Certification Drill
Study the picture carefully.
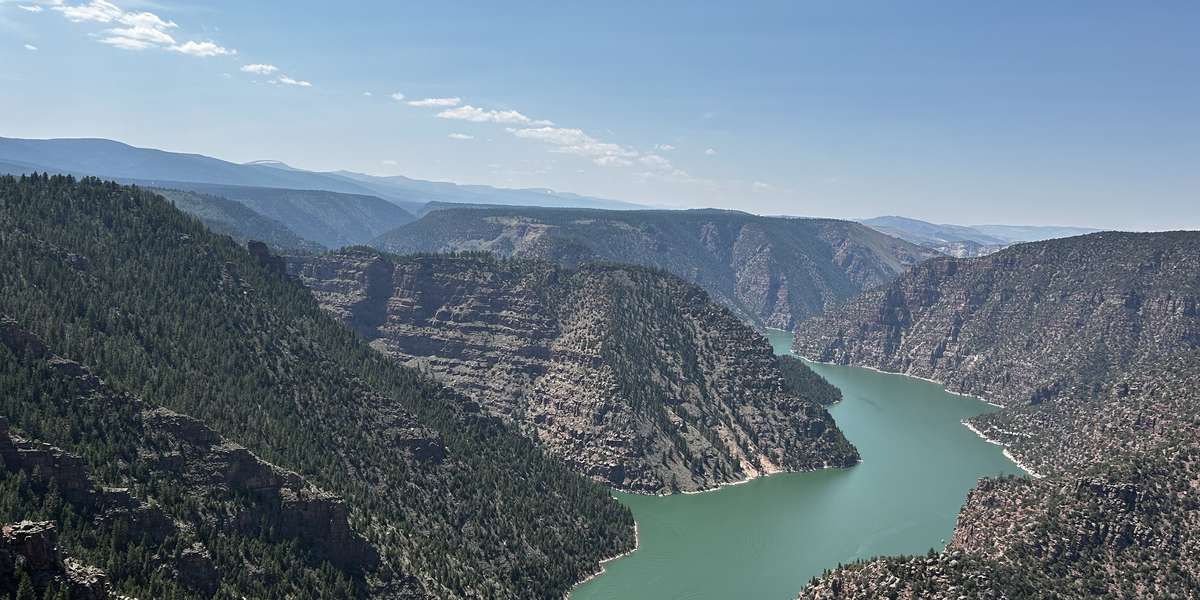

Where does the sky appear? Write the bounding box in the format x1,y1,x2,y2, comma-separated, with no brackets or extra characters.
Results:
1,1,1197,230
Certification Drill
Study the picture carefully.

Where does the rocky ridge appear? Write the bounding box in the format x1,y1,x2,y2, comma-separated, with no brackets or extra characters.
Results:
289,249,858,494
371,207,938,330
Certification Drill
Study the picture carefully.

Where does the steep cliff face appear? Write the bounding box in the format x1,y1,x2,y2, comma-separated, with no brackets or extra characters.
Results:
795,232,1200,600
794,231,1200,406
371,207,938,330
289,250,858,494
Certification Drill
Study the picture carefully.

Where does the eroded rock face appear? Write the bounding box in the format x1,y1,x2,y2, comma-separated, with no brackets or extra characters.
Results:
290,250,858,494
0,521,114,600
371,207,938,330
0,318,379,591
794,231,1200,407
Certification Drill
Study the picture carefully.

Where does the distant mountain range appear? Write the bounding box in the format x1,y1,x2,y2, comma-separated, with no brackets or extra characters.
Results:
861,215,1102,257
371,206,939,329
0,136,644,212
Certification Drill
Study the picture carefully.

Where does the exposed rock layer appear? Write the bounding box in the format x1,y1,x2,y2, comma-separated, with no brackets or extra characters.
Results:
289,250,858,493
794,231,1200,406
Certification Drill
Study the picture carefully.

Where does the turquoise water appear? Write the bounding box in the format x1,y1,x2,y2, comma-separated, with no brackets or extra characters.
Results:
571,329,1022,600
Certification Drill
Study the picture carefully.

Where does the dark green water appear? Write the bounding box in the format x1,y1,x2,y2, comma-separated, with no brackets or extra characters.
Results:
571,329,1022,600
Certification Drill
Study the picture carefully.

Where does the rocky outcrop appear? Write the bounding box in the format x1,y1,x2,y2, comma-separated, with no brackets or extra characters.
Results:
1,521,115,600
794,231,1200,407
140,408,379,569
0,317,378,594
371,207,937,330
290,250,858,494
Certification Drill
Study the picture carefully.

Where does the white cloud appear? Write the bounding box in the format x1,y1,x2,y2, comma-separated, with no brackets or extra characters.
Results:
18,5,45,12
381,159,399,166
99,24,175,48
752,181,772,191
705,148,717,156
240,63,277,75
45,2,241,58
24,43,38,50
390,91,405,101
654,144,676,152
98,34,152,49
437,105,551,126
55,0,123,23
511,126,640,167
595,156,634,168
448,133,474,140
362,91,372,97
408,97,462,108
275,75,312,87
639,154,672,170
171,40,235,57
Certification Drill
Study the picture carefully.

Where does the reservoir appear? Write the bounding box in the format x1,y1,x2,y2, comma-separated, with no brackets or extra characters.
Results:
572,329,1023,600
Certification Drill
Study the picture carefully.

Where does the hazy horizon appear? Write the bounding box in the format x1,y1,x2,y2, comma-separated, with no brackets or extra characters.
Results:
2,2,1198,230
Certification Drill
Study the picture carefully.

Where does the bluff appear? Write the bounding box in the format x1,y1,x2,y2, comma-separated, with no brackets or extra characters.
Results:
795,231,1200,599
0,175,633,599
288,249,858,494
794,231,1200,406
371,207,938,330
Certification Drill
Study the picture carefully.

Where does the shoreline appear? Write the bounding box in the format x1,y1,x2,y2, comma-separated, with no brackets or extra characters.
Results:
790,345,1042,480
566,521,640,598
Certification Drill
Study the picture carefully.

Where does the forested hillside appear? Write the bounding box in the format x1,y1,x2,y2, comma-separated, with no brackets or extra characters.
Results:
372,207,937,329
142,181,414,248
0,175,633,599
153,187,322,252
288,249,858,494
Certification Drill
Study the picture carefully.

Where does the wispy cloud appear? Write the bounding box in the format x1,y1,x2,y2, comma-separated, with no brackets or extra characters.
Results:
448,133,474,140
171,40,234,57
438,105,551,126
240,63,277,75
409,97,461,108
24,43,38,50
705,148,717,156
654,144,676,152
381,159,399,166
275,75,312,87
390,91,405,101
511,126,640,167
32,1,240,58
362,91,372,97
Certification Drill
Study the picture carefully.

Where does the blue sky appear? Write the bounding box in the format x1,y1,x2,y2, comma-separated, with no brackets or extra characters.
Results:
1,1,1197,229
